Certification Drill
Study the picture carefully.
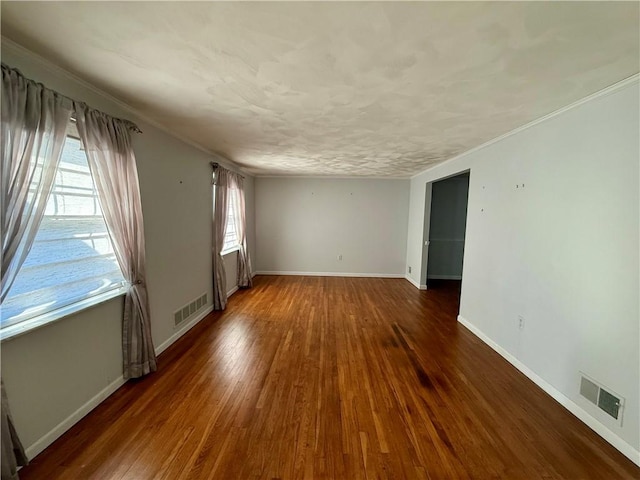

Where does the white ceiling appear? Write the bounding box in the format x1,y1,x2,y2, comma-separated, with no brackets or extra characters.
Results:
1,2,638,177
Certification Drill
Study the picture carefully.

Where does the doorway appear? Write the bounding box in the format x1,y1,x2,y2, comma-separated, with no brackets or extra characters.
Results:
421,172,470,301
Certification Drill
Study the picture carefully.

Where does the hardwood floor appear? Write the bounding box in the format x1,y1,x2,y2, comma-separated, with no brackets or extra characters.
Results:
20,276,638,479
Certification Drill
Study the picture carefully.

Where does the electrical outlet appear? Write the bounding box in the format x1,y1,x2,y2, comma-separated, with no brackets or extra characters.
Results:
408,266,412,273
518,315,525,330
338,254,342,261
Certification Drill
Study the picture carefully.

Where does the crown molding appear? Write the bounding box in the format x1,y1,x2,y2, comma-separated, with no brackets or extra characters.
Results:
410,73,640,180
1,36,253,176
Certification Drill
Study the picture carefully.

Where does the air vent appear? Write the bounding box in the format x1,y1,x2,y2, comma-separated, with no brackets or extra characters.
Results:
174,292,209,327
598,389,621,420
579,377,599,404
579,373,623,422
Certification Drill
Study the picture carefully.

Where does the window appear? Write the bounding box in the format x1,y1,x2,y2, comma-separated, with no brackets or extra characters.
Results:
1,133,126,334
222,190,240,254
222,191,240,253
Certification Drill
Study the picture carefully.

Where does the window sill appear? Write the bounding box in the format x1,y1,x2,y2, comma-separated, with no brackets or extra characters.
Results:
1,284,129,342
221,245,241,256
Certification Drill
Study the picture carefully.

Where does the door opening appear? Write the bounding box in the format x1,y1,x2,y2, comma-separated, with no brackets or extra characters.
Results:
421,171,470,302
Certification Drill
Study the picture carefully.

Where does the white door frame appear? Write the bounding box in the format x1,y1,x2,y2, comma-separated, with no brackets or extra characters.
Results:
420,182,433,289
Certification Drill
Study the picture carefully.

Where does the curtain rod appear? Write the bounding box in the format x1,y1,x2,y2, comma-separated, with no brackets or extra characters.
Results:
210,162,244,178
2,63,142,134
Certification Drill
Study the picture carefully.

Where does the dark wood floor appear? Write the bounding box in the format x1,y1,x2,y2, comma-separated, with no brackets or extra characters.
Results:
20,276,638,479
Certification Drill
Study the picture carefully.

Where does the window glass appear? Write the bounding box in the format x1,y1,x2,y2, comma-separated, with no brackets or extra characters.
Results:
1,136,126,328
222,191,239,252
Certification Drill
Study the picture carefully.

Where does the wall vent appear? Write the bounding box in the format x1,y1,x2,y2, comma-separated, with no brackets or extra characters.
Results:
579,373,624,422
174,292,209,327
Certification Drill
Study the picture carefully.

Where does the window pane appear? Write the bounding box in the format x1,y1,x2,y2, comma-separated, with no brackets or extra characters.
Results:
1,137,126,327
222,190,239,251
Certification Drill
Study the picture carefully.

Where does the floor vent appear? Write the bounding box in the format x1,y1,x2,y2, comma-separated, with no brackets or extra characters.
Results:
580,374,624,422
174,292,209,326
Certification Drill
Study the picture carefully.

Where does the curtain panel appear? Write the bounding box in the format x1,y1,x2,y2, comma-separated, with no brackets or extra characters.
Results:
0,62,73,480
74,103,157,380
1,64,73,302
1,381,27,480
212,167,230,310
228,173,252,288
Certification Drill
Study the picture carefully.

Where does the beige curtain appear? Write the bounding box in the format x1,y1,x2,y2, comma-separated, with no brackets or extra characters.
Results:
1,381,27,480
1,64,73,301
74,103,156,380
228,173,252,288
212,167,230,310
1,63,74,477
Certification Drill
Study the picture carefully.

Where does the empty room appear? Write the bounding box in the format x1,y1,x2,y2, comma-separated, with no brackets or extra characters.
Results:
1,2,638,479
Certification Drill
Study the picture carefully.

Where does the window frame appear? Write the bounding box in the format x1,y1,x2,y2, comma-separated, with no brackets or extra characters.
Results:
0,285,128,341
221,244,241,256
216,184,241,256
0,124,128,341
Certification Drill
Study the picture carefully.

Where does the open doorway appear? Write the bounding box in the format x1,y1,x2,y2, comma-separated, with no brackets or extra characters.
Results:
421,171,470,302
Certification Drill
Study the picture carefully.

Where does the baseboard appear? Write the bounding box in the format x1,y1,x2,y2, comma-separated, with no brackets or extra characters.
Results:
457,315,640,467
155,285,241,356
25,308,214,461
226,285,239,297
255,271,404,278
427,275,462,280
155,306,214,356
26,301,213,460
25,374,126,460
24,287,246,462
404,275,427,290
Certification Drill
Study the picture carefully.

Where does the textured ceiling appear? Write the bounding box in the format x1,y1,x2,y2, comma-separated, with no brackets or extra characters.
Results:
1,2,639,177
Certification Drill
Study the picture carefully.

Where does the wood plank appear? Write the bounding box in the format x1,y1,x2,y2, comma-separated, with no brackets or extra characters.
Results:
19,276,639,479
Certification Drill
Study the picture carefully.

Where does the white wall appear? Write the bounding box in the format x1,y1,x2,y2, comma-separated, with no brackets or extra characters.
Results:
406,80,640,462
0,43,255,456
255,177,409,276
426,173,469,280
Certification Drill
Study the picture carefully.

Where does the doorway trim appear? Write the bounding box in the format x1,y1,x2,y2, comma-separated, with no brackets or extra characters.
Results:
420,168,471,290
